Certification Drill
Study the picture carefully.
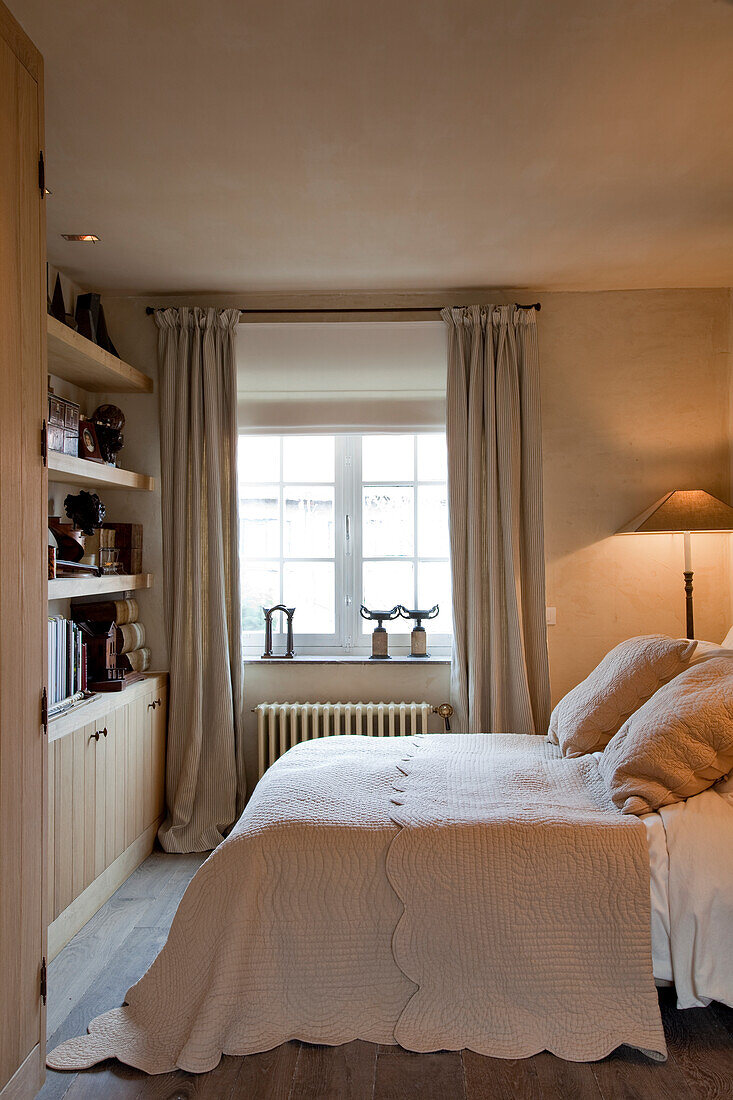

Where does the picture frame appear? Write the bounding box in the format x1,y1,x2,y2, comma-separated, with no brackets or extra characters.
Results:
78,417,104,463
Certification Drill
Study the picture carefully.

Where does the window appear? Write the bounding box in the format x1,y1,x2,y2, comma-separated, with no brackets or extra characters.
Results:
238,433,452,656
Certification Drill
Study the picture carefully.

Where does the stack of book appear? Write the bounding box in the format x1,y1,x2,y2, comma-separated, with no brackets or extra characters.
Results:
47,616,87,714
72,598,151,674
99,523,143,574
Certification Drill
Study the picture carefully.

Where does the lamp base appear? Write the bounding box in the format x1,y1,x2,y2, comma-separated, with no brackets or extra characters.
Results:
684,570,694,640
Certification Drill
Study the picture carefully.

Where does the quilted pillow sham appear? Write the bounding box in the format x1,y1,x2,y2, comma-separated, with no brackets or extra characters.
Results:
547,634,696,758
599,656,733,815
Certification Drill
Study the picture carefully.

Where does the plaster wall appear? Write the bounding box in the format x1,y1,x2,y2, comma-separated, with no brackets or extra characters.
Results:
96,286,733,790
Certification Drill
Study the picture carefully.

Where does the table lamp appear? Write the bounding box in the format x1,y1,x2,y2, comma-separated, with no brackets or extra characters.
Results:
617,490,733,639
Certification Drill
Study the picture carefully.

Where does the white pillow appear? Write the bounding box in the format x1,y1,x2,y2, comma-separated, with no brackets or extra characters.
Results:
548,635,697,758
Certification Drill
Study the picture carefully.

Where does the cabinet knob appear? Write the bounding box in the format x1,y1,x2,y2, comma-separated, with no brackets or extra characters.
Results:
147,702,155,710
155,698,162,707
90,731,100,742
102,727,108,737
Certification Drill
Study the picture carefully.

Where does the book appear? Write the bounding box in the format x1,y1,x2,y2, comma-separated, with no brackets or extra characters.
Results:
117,621,145,654
47,616,87,707
70,598,139,625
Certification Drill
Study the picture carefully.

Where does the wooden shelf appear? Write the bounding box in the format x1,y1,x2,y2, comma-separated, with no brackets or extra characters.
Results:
47,451,154,492
47,315,153,394
48,673,167,742
48,573,153,600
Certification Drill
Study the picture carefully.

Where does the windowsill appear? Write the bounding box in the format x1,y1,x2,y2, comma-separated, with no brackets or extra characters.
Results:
244,655,450,665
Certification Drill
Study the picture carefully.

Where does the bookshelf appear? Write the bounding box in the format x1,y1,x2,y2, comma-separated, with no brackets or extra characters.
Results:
46,322,156,606
47,315,153,393
48,573,153,600
48,451,154,492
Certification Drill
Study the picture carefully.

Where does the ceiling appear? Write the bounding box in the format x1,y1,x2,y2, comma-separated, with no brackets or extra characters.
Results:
10,0,733,294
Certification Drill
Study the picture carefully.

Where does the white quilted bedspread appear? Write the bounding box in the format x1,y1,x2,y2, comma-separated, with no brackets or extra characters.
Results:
47,734,666,1072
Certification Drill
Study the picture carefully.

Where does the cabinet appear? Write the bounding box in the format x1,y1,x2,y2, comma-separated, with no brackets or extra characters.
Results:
0,3,46,1095
47,675,167,960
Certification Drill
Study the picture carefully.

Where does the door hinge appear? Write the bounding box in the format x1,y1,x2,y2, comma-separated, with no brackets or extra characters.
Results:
41,420,47,465
40,957,47,1005
38,151,45,197
41,687,48,734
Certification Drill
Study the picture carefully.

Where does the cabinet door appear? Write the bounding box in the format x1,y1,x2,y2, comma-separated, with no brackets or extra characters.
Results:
109,705,129,865
49,715,113,922
0,4,46,1093
126,688,153,847
151,685,168,825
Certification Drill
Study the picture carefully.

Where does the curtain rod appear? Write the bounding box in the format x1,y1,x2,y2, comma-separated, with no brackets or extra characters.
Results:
145,303,541,316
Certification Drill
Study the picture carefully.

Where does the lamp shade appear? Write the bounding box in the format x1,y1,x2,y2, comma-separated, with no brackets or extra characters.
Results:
617,490,733,534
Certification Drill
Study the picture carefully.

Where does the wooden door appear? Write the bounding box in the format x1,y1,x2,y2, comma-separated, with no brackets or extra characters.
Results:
48,714,110,921
126,688,153,847
151,684,168,824
0,3,46,1094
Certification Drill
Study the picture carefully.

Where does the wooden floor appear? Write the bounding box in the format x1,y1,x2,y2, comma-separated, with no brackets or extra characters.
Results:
38,851,733,1100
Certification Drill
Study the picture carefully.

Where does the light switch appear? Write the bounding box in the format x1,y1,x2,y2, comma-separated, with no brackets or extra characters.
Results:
546,606,557,626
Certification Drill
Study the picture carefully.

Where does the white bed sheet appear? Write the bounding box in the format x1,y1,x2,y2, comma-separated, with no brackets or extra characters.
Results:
637,778,733,1007
643,811,674,985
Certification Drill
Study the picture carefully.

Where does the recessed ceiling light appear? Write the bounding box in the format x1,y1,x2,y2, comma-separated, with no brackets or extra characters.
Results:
61,234,99,242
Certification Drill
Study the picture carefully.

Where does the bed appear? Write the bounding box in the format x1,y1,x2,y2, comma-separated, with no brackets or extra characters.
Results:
49,729,730,1074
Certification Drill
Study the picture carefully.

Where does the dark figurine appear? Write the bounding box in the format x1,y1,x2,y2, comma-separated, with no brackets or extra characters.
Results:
75,293,119,356
92,404,125,464
49,273,77,330
64,490,106,536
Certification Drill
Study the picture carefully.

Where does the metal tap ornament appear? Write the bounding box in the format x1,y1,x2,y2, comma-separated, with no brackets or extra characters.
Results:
398,604,439,657
359,605,401,659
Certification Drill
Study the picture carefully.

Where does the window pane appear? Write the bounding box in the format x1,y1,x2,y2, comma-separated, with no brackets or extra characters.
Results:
241,562,280,632
418,560,452,634
361,560,414,630
283,562,335,633
284,486,334,557
417,484,449,558
240,486,280,557
239,435,280,482
417,433,447,482
362,435,414,481
363,487,414,557
283,436,334,482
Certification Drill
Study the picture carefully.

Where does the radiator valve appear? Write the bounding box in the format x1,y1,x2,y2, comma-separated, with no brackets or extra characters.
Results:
433,702,454,732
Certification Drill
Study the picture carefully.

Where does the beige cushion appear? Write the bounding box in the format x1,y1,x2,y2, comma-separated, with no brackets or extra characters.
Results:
548,635,696,757
599,657,733,815
688,639,733,665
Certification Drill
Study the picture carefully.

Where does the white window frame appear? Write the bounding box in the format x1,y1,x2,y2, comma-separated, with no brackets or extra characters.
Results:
240,433,452,658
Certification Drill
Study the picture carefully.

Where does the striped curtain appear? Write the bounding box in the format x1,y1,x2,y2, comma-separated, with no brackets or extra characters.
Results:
155,307,245,852
442,305,551,735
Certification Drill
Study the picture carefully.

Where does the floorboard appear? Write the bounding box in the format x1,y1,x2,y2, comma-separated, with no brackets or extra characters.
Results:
532,1049,604,1099
228,1043,301,1100
37,848,733,1100
463,1050,541,1100
713,1001,733,1042
47,894,153,1036
591,1045,695,1100
660,992,733,1100
291,1041,377,1100
374,1050,465,1099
